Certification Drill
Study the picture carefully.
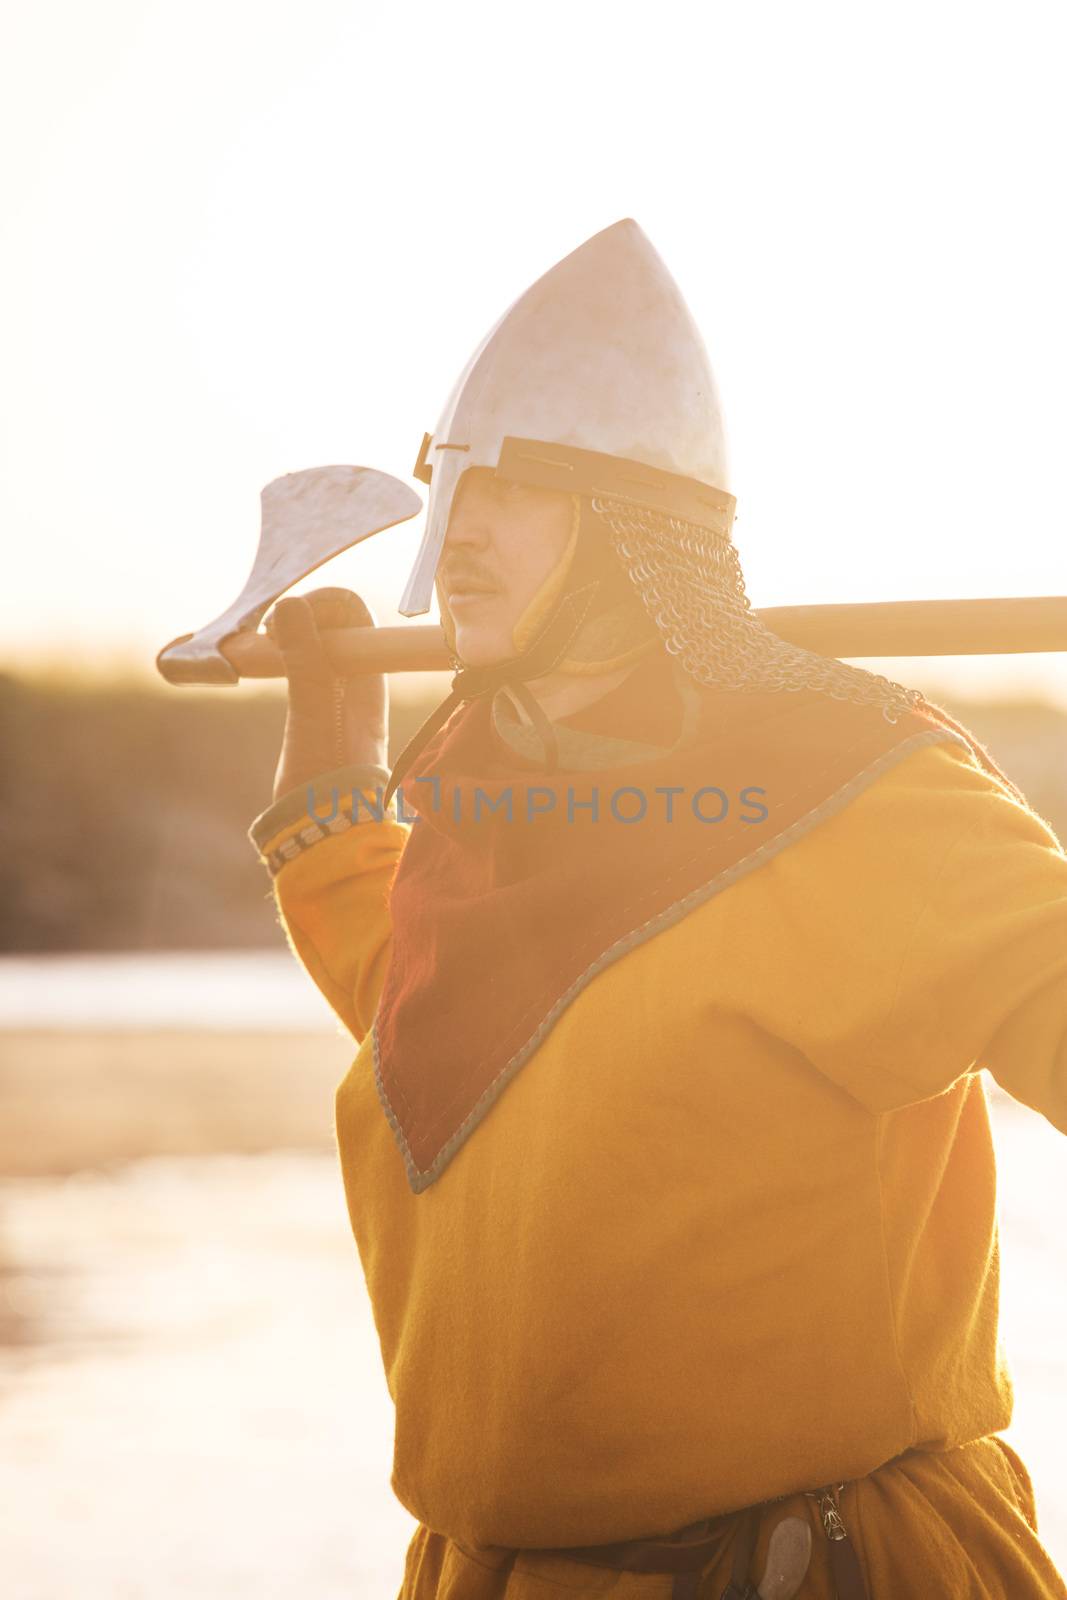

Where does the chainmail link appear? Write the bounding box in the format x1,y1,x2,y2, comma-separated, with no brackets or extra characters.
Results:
589,496,932,726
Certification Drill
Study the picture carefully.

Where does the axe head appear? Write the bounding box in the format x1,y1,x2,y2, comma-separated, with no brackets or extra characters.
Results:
156,465,423,685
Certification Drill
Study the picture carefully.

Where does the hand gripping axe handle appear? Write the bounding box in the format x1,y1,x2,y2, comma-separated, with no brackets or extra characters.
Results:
156,465,426,686
156,467,1067,684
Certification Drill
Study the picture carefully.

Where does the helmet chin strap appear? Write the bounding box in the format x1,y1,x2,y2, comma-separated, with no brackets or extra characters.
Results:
383,581,600,810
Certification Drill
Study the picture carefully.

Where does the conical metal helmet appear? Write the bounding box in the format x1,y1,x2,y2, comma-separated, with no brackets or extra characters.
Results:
399,217,735,617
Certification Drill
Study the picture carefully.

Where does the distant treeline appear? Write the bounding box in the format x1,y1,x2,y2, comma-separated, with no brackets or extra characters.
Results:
0,673,444,953
1,672,1064,953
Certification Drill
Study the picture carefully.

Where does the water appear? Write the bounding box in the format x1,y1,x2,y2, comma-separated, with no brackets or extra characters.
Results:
0,1151,418,1597
0,951,337,1030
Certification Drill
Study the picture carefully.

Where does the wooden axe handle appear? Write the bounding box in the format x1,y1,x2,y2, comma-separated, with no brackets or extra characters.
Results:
220,596,1067,677
222,624,450,677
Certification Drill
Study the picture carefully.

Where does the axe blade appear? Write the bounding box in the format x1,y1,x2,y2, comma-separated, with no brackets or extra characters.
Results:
156,466,422,685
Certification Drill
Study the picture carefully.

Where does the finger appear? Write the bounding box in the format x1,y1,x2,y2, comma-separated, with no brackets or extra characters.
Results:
302,587,378,631
266,597,334,690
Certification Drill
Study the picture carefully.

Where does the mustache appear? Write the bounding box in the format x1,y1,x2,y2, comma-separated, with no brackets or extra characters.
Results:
440,565,499,591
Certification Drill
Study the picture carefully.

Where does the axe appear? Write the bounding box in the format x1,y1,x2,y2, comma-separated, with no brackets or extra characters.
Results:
156,467,1067,685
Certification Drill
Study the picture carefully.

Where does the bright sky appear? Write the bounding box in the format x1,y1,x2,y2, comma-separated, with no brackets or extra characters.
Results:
3,1,1065,704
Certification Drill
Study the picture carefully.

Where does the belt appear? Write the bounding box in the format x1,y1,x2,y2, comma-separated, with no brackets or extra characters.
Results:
553,1504,759,1599
548,1478,872,1600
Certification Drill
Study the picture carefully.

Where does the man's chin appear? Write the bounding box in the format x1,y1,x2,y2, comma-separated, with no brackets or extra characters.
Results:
451,629,516,670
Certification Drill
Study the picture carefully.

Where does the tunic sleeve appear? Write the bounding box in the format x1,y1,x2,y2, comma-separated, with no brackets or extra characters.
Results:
739,739,1067,1129
247,762,410,1042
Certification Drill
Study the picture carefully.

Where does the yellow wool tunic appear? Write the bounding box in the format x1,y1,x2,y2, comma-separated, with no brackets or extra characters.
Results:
249,733,1067,1597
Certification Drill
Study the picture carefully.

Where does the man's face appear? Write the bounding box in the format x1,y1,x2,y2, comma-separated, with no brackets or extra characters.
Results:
436,468,575,666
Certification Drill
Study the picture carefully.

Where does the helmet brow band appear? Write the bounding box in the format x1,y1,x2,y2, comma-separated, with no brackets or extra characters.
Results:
511,451,574,472
496,435,735,530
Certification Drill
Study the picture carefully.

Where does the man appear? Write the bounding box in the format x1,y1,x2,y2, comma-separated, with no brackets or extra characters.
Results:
249,221,1067,1598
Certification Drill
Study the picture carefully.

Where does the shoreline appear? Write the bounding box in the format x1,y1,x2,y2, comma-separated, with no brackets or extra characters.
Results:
0,1028,354,1176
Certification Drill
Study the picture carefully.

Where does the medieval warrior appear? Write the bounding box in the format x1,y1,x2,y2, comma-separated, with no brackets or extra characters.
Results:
247,220,1067,1597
